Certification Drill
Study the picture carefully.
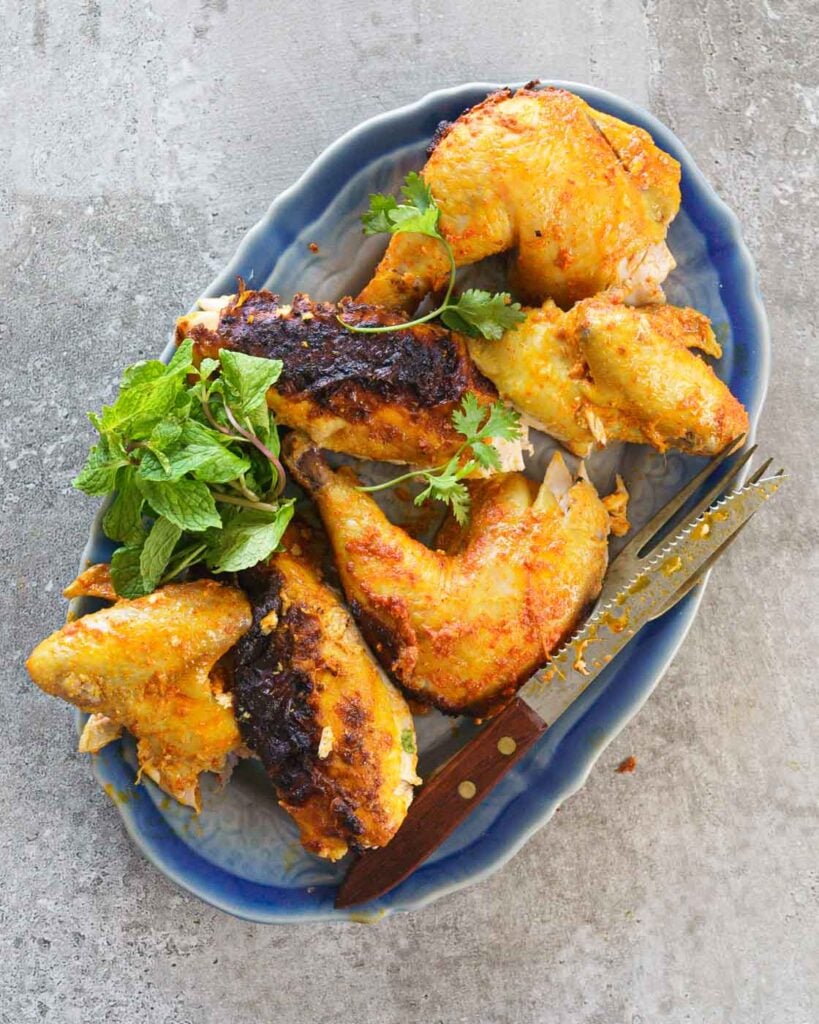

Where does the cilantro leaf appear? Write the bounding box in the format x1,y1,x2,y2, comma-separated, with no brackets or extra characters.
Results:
361,172,441,239
357,395,520,525
139,517,182,591
451,391,485,440
102,467,145,545
110,545,151,599
480,400,522,442
136,476,221,532
219,350,282,419
400,729,416,755
440,289,526,341
362,193,399,235
205,501,294,574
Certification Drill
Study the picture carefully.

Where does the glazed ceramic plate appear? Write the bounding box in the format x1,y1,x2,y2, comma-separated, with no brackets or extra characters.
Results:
74,81,769,922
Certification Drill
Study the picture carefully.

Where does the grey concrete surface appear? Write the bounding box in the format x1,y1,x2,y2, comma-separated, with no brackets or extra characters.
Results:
1,1,816,1021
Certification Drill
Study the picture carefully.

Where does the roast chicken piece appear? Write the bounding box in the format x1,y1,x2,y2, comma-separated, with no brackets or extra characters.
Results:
287,437,610,717
26,574,253,811
233,522,420,860
468,294,749,457
358,85,681,311
177,288,525,471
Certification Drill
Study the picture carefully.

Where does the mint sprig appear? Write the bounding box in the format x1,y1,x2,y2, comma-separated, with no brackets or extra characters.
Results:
342,171,526,341
74,340,294,598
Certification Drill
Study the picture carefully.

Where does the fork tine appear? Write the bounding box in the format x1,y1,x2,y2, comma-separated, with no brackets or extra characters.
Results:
746,457,773,485
634,442,757,558
648,514,754,620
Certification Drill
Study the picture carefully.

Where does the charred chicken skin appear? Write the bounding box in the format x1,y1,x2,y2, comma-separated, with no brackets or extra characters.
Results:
233,523,419,860
26,573,252,811
177,288,525,470
467,294,749,457
358,85,681,312
287,436,610,717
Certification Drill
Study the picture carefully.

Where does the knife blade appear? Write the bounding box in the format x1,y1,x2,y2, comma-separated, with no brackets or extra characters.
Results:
335,474,783,909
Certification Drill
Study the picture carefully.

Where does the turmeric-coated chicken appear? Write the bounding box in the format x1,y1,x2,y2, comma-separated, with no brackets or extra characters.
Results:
468,295,749,457
287,437,611,717
358,85,681,311
233,523,419,860
177,288,525,470
26,573,253,811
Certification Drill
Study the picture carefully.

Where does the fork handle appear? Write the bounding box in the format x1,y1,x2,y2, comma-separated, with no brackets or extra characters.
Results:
334,697,548,908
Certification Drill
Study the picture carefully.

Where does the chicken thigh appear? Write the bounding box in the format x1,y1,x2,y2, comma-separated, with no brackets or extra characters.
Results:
287,437,610,717
178,288,525,471
358,85,681,311
467,295,749,457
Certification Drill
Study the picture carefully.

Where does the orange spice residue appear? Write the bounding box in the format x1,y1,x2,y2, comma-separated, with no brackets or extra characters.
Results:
616,755,638,774
308,242,320,253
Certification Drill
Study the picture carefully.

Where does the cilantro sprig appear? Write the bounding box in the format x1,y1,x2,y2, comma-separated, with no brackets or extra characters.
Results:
359,393,522,525
341,172,525,341
74,340,294,598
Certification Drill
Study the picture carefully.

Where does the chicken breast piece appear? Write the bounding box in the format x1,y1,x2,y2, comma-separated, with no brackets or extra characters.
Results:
287,438,610,717
358,85,681,311
467,295,749,457
177,288,525,471
26,576,252,811
232,523,419,860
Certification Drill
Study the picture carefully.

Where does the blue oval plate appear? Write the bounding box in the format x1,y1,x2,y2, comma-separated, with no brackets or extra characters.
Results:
75,81,769,922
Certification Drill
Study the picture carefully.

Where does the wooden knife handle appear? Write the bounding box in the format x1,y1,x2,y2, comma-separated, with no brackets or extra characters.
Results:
335,697,548,908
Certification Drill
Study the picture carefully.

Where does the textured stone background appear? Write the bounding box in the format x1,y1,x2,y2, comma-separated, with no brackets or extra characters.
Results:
1,2,816,1022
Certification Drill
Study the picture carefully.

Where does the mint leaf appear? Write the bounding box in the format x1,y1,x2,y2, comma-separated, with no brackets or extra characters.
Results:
73,436,129,496
103,467,145,544
138,421,249,483
441,289,525,341
167,337,195,373
219,350,282,418
137,476,221,532
121,360,167,390
149,418,184,451
205,502,294,574
97,371,186,439
110,545,151,599
139,517,182,591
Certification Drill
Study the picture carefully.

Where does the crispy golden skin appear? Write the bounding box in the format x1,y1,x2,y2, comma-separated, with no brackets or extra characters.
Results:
177,289,524,470
232,525,419,860
468,295,749,457
358,86,681,311
26,575,252,810
287,439,610,717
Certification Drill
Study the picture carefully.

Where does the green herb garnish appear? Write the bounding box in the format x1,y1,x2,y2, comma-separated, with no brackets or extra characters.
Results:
400,729,416,755
340,172,526,341
74,340,294,598
359,393,521,525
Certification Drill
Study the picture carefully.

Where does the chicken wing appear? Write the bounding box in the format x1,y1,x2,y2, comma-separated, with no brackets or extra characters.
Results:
358,85,681,311
233,522,419,860
287,437,610,717
467,295,749,457
177,288,525,470
26,575,252,810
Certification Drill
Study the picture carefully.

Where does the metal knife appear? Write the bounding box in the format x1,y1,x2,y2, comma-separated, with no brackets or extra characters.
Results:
335,473,783,908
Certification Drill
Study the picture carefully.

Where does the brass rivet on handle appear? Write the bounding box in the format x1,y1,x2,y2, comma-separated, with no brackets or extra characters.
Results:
457,780,477,800
497,736,517,756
